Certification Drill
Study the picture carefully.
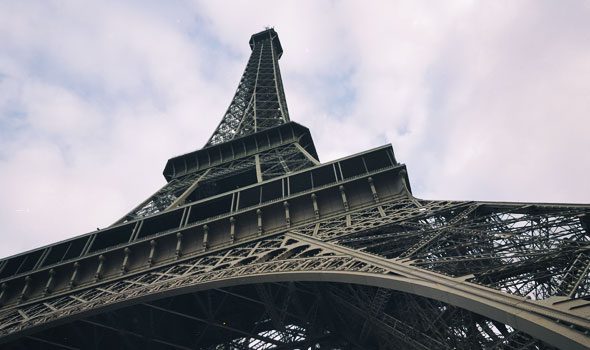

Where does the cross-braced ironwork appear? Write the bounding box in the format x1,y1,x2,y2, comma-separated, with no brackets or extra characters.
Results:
206,28,289,147
0,28,588,349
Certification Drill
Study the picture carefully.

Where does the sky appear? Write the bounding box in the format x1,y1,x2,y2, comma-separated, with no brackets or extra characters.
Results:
1,0,589,258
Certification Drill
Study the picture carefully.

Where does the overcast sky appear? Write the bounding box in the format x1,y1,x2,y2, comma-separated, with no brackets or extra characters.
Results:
1,0,589,258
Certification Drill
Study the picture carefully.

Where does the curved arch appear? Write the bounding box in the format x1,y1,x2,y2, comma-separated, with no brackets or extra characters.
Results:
166,271,588,350
2,270,587,349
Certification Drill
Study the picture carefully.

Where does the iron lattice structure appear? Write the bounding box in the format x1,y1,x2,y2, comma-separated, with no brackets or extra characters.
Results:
0,28,589,350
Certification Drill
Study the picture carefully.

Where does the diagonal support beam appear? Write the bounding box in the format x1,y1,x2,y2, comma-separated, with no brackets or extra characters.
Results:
142,303,284,346
286,230,590,350
25,336,80,350
79,319,193,350
358,288,391,341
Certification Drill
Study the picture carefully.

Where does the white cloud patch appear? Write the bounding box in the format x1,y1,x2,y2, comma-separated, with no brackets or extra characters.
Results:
0,0,589,257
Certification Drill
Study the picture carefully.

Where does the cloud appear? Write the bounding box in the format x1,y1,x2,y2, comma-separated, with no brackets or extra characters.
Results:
0,0,589,258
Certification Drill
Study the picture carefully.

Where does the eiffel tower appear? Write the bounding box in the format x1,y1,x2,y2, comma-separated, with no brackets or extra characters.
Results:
0,28,589,350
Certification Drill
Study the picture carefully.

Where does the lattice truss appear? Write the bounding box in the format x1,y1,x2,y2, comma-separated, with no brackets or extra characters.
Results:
0,235,385,339
207,30,289,146
2,195,587,349
325,200,590,300
121,143,317,222
0,234,558,349
259,143,315,181
121,172,204,222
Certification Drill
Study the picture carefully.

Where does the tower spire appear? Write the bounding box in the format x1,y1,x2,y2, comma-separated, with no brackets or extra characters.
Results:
206,28,290,146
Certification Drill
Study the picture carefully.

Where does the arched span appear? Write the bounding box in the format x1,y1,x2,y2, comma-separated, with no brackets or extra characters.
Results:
154,271,588,350
2,269,587,349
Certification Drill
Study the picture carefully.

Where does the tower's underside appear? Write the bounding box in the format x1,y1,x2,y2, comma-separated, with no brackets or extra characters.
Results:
7,281,556,350
1,28,589,350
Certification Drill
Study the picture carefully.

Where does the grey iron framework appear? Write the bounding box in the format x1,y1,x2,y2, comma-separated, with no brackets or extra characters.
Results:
0,28,589,349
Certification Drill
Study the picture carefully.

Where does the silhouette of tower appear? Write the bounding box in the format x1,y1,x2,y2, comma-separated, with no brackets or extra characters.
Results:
0,28,589,349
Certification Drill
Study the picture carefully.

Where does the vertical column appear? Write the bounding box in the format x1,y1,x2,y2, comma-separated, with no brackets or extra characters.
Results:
69,262,80,289
148,240,157,267
121,248,131,274
368,177,379,203
43,269,55,296
257,209,263,235
95,255,105,281
230,217,236,243
283,201,291,227
311,193,320,219
176,233,183,259
203,225,209,249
